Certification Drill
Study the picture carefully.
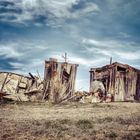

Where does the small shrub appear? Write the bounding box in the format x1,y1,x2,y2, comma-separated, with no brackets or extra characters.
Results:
44,121,52,128
105,131,118,138
106,104,112,108
105,117,113,122
59,119,70,124
76,120,93,129
122,133,140,140
97,117,113,123
116,117,133,125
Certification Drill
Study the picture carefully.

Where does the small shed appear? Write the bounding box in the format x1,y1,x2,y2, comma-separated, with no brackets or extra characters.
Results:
90,62,140,101
43,58,78,103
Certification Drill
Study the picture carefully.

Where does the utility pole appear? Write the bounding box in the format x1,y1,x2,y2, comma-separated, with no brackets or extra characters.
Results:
62,53,68,63
110,57,112,65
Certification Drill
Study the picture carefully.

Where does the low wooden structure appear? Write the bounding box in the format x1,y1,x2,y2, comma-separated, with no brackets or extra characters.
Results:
0,57,78,103
43,58,78,103
90,62,140,101
0,72,43,101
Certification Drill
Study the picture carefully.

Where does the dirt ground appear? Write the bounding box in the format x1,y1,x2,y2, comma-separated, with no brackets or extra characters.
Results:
0,102,140,140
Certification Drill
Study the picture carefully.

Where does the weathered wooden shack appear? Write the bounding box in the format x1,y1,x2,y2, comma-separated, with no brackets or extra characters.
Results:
0,72,43,101
90,62,140,101
43,58,78,103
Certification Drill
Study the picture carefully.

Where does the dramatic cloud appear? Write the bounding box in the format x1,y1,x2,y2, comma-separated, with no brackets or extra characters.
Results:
0,40,49,75
82,38,140,61
0,0,140,90
0,0,100,25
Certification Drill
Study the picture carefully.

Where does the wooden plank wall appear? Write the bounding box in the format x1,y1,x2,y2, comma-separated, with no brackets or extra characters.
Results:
90,64,140,101
44,61,78,103
136,73,140,100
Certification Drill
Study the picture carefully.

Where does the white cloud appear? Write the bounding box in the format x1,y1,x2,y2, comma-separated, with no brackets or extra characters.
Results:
0,40,49,75
0,43,22,58
0,0,100,25
49,51,109,68
115,52,140,60
82,38,129,48
70,56,108,67
82,38,140,61
0,39,48,56
9,62,24,68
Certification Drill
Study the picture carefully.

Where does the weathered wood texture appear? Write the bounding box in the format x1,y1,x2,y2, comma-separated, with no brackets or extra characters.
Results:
0,72,43,101
44,58,78,103
90,62,140,101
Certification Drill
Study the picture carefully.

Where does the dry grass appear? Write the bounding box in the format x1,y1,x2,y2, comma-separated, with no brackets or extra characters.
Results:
0,102,140,140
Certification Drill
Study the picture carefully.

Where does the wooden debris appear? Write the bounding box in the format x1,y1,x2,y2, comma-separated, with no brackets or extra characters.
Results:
0,72,43,102
0,91,9,99
2,58,139,104
0,57,78,103
90,62,140,102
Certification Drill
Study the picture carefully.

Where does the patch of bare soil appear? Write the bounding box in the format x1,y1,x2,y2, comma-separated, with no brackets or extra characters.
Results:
0,102,140,140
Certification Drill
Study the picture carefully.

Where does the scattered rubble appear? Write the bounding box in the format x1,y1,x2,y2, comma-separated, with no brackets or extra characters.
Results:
0,59,140,103
0,72,44,102
74,90,113,103
0,57,78,103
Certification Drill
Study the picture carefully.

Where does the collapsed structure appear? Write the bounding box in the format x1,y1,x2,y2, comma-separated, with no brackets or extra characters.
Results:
43,58,78,103
89,62,140,102
0,58,78,103
0,72,43,101
1,58,140,103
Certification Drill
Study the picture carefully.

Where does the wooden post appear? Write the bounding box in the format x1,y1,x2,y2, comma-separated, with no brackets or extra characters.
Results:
62,53,68,63
110,57,112,65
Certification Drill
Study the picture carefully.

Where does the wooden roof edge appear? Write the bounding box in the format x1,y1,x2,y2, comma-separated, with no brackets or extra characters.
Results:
90,62,140,72
114,62,140,72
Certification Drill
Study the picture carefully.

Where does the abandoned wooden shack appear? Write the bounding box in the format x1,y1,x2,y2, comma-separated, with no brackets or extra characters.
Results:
0,56,78,103
0,72,43,101
43,58,78,103
90,62,140,102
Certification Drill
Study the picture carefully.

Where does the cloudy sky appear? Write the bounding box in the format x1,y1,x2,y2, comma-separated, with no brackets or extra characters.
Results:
0,0,140,91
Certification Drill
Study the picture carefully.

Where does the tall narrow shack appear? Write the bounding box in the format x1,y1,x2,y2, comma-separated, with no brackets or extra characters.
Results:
90,62,140,101
43,58,78,103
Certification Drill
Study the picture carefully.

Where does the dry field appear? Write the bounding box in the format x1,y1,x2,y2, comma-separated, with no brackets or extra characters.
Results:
0,102,140,140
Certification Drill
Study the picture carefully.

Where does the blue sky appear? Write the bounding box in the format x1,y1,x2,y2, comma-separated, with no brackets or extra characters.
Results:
0,0,140,91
